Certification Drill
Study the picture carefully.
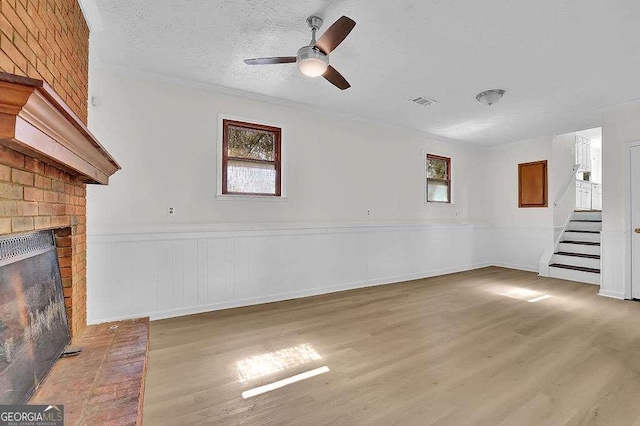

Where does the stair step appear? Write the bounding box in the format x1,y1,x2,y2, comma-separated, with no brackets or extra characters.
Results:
566,230,600,234
563,231,600,243
572,211,602,221
555,252,600,259
561,241,601,246
549,264,600,274
567,221,602,232
562,229,600,243
552,253,601,270
557,242,600,256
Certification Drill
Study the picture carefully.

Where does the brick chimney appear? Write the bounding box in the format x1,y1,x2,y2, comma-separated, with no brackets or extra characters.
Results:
0,0,119,337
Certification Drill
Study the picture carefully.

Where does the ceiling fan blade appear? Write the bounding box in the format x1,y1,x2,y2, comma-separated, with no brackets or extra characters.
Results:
244,57,297,65
315,16,356,54
323,65,350,90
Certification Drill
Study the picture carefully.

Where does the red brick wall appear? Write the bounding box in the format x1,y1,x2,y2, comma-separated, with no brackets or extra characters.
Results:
0,0,89,337
0,0,89,123
0,146,87,336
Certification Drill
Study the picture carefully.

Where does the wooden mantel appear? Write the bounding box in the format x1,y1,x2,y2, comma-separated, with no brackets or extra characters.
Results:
0,72,120,184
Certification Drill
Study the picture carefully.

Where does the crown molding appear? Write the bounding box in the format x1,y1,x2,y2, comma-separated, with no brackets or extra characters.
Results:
90,61,484,150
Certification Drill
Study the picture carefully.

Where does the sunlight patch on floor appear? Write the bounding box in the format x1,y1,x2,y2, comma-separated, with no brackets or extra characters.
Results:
527,295,552,303
236,343,322,381
242,366,330,399
494,286,541,300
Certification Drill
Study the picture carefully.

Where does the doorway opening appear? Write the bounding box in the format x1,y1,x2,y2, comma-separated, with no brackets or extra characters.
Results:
575,128,602,211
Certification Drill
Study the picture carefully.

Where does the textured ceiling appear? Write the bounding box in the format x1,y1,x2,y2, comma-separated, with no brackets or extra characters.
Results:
89,0,640,145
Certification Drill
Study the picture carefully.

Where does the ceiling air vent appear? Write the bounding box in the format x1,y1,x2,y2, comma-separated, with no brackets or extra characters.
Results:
410,96,437,107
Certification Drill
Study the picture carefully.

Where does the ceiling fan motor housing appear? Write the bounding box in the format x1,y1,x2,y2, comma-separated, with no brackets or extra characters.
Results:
297,46,328,64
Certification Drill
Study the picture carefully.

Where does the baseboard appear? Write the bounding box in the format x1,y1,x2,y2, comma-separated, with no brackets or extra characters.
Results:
88,262,492,324
491,262,539,273
598,290,626,300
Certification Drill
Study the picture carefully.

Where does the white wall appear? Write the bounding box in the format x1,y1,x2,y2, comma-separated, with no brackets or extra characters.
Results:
86,65,498,323
87,66,486,233
484,138,553,228
599,105,640,299
479,133,584,274
481,138,555,272
602,105,640,231
85,65,608,324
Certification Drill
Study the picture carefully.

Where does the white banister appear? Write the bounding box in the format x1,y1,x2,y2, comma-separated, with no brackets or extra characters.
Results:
554,164,581,207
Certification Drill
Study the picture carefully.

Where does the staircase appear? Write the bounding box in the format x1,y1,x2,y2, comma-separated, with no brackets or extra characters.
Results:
549,210,601,285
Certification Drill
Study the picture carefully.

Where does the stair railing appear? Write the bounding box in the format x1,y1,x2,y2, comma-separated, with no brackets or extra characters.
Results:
553,164,581,207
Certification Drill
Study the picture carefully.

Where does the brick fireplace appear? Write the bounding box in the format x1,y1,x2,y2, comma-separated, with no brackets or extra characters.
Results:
0,74,119,337
0,145,88,335
0,3,148,422
0,0,110,337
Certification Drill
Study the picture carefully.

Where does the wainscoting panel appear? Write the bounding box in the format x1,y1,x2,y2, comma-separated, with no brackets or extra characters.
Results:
87,224,496,324
600,230,626,299
491,227,554,272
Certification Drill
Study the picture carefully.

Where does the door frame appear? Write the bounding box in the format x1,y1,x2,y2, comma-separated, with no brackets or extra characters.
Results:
624,141,640,299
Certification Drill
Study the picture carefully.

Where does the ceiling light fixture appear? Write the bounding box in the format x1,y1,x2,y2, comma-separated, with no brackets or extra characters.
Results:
297,46,329,77
476,89,505,106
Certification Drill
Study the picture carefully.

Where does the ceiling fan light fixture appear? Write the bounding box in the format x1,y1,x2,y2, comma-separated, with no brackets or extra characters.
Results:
297,46,329,77
476,89,506,106
243,15,354,89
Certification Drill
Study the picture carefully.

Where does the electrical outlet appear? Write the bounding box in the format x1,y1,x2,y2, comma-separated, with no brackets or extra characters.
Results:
168,206,175,216
367,210,371,216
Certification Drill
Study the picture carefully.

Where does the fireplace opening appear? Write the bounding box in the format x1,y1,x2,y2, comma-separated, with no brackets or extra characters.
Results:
0,230,70,404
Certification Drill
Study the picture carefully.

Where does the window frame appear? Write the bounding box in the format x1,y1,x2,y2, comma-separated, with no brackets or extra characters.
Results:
426,154,452,204
218,116,285,199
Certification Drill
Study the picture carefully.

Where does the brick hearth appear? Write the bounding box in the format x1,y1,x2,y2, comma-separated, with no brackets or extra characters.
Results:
30,318,150,425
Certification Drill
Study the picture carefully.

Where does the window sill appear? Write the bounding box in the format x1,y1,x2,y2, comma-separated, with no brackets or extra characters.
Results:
425,201,455,205
216,194,288,202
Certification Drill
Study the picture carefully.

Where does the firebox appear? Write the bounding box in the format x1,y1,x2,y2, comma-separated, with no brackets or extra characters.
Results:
0,230,70,404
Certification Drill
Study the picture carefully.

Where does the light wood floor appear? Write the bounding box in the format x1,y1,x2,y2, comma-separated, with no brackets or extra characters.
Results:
143,267,640,425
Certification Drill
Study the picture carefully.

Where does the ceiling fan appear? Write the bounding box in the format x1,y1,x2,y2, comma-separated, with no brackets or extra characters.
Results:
244,15,356,90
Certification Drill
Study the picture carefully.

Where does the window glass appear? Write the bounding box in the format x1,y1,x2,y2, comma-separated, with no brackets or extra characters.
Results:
227,126,275,161
227,160,277,195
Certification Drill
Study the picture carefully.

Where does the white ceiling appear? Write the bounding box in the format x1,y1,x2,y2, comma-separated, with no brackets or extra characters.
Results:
576,127,602,141
88,0,640,145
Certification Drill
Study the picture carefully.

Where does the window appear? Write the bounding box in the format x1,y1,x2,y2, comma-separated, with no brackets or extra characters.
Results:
222,119,282,196
426,154,451,203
